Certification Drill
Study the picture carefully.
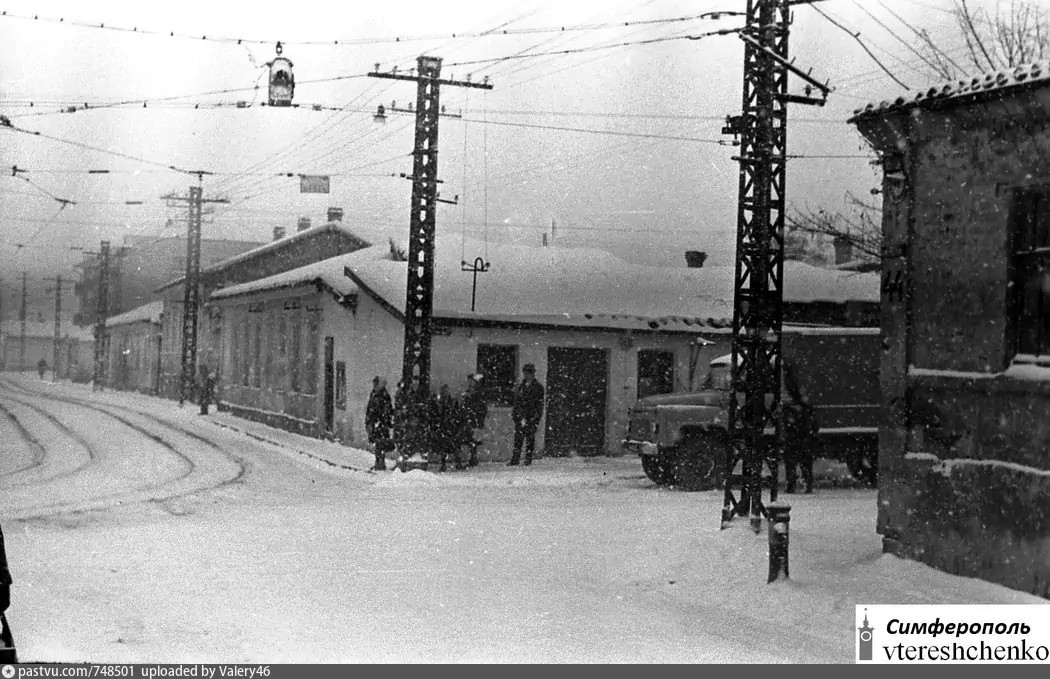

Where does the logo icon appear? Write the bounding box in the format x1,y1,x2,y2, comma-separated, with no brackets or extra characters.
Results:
2,664,15,678
858,608,874,661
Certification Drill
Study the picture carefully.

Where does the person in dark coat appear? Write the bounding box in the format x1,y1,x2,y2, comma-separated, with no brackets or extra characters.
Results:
365,377,394,471
0,520,16,663
782,364,818,494
433,384,465,472
198,367,217,416
460,373,488,467
509,363,545,466
37,358,48,379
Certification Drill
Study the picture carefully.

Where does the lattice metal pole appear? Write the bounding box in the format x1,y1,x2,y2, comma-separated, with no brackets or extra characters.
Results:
368,59,493,395
722,0,790,532
93,241,110,392
180,184,203,405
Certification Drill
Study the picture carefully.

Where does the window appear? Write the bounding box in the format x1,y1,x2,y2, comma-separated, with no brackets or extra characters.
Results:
476,344,518,405
1012,190,1050,356
336,361,347,410
302,309,320,395
239,316,250,387
251,318,262,388
263,310,274,388
289,305,302,393
637,349,675,399
277,312,287,390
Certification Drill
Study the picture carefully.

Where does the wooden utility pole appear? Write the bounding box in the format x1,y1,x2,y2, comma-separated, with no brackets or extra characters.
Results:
19,272,27,372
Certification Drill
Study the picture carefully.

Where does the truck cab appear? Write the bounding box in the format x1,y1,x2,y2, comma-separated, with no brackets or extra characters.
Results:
623,327,879,490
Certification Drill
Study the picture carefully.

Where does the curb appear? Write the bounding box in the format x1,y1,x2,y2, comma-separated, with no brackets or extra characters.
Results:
205,419,369,473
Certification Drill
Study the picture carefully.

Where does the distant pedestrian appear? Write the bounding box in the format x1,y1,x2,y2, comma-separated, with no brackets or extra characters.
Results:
509,363,545,466
783,364,818,494
365,377,394,471
0,520,16,663
460,373,488,466
198,367,217,416
36,358,48,380
434,384,465,472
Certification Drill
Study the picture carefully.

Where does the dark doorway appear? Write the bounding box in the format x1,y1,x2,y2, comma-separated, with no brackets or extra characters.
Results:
323,337,335,432
545,347,609,456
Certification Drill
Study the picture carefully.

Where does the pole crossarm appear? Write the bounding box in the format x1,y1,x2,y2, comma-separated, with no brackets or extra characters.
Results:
369,68,494,91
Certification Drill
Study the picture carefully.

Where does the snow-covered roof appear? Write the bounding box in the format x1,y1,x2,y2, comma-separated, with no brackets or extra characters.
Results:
849,60,1050,122
105,301,164,328
156,221,371,292
346,237,878,332
205,235,878,332
208,244,389,301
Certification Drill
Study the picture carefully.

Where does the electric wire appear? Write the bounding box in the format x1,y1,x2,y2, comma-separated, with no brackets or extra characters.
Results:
808,3,911,90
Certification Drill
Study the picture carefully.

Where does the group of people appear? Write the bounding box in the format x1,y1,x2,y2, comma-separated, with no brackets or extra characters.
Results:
365,363,546,472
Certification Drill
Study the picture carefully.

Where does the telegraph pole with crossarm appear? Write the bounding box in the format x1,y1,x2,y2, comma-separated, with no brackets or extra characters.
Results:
163,175,228,405
719,0,830,532
367,57,492,398
43,275,65,381
93,241,111,391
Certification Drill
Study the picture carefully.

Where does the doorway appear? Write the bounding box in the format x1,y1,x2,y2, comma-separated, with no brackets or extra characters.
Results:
545,347,609,456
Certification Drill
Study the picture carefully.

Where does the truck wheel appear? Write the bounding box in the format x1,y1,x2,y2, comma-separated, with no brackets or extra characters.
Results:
670,436,725,492
641,454,674,486
846,447,878,486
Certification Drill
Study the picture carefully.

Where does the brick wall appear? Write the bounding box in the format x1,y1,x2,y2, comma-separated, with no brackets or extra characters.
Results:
856,94,1050,598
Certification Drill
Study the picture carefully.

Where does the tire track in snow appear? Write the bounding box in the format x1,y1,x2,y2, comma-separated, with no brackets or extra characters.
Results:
0,384,215,520
0,379,247,513
0,399,47,476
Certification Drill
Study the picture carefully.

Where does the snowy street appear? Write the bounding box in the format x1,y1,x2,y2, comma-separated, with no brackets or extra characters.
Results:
0,376,1041,664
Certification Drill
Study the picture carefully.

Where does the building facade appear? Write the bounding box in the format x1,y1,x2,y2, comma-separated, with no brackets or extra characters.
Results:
852,61,1050,597
0,320,93,379
155,217,370,399
207,239,878,461
74,235,263,327
104,301,163,394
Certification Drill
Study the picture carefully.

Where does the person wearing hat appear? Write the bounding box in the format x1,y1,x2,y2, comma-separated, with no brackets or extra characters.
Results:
365,376,394,471
509,363,545,466
460,373,488,467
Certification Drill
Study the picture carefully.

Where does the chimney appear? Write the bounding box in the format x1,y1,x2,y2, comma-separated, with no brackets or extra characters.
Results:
327,207,344,223
297,217,312,232
273,226,287,241
833,236,852,265
685,251,708,268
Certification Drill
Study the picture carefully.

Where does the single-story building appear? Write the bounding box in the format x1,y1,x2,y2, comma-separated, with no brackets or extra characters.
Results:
207,236,879,460
104,301,163,394
851,60,1050,597
154,210,371,399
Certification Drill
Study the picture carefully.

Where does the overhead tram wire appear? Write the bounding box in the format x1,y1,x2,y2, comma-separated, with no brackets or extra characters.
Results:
873,0,967,75
850,1,957,78
807,3,911,90
0,9,740,47
1,122,195,174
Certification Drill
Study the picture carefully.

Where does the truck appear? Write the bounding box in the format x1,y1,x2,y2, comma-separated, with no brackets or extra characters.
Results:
622,327,880,491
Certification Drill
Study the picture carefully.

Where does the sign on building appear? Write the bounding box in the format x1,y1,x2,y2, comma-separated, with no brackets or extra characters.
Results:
299,175,330,194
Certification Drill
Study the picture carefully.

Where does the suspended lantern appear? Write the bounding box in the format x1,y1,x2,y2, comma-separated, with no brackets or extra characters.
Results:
266,42,295,107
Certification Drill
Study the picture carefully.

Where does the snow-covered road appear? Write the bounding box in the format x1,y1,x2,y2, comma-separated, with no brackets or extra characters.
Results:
0,376,1042,663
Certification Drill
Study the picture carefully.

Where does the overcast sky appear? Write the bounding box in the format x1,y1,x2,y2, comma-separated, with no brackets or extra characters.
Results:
0,0,1035,321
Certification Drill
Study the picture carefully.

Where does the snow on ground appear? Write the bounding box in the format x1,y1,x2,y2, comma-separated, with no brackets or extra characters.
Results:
0,375,1044,663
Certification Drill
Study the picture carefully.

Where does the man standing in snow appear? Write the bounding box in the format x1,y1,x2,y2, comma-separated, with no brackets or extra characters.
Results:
365,376,394,471
0,521,16,662
782,364,818,493
433,384,465,472
509,363,545,466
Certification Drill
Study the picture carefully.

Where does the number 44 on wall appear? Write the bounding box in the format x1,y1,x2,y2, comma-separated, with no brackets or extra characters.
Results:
882,267,906,304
